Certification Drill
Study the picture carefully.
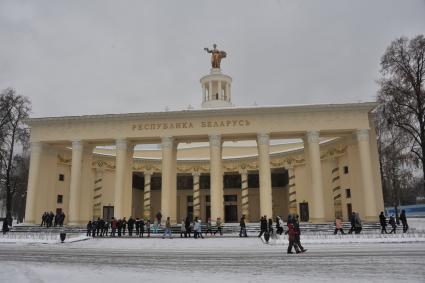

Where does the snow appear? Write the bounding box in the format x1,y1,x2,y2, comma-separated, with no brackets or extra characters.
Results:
0,233,89,244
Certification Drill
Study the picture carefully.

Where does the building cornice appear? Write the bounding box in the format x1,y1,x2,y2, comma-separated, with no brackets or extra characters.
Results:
25,102,378,126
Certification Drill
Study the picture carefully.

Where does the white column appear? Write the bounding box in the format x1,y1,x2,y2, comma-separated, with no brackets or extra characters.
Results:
228,83,231,102
257,133,273,218
209,134,223,221
124,143,134,217
218,81,222,99
24,142,44,223
240,168,249,221
161,137,177,223
306,131,326,222
288,166,298,215
192,172,201,219
143,171,152,220
225,82,230,101
208,81,213,100
114,138,128,219
68,140,84,225
357,129,378,221
202,84,206,102
331,159,342,219
80,145,95,224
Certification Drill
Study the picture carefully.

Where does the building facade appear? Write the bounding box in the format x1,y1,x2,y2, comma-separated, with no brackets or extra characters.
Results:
24,66,384,225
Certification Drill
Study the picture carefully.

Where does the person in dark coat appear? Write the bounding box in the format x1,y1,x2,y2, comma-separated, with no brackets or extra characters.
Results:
135,218,140,236
122,217,127,235
127,216,135,237
86,221,92,237
268,218,274,236
91,220,97,238
379,211,388,234
348,212,356,234
2,219,9,235
185,216,191,238
399,210,408,233
388,215,397,234
258,216,268,238
239,215,247,237
139,218,145,237
117,219,123,237
293,214,306,252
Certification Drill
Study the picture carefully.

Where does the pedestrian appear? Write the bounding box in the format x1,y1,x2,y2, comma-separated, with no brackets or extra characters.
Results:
180,218,186,238
59,212,66,226
111,217,117,237
399,210,409,233
388,215,397,234
354,213,362,234
146,219,151,237
2,219,9,235
40,212,46,227
185,216,192,238
379,211,388,234
268,218,274,237
139,218,145,237
276,216,284,235
348,212,356,234
127,216,135,237
135,218,140,236
206,218,213,236
91,220,97,238
287,222,300,254
334,217,345,235
122,217,127,236
96,217,102,236
213,217,223,236
156,211,162,227
86,221,92,237
258,216,267,238
239,215,247,237
103,220,109,237
293,215,307,252
117,219,122,237
196,219,204,239
162,217,172,239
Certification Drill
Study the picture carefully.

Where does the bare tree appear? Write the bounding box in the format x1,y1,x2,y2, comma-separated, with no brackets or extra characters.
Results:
0,88,31,224
377,35,425,193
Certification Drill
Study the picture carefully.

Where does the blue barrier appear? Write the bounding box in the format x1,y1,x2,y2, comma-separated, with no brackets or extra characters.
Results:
385,204,425,217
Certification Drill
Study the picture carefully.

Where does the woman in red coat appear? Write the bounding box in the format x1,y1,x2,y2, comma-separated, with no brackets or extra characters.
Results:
287,223,300,254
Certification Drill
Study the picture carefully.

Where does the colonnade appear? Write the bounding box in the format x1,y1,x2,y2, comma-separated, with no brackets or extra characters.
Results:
24,128,379,224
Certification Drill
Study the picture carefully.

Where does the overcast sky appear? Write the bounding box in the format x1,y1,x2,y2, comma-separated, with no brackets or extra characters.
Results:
0,0,424,118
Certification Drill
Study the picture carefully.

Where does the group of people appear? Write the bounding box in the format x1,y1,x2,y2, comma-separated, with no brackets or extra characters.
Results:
178,216,223,239
40,211,66,227
333,212,362,235
87,216,153,238
379,210,409,234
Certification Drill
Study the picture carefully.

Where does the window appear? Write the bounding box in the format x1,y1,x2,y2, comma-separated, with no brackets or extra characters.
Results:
224,195,237,202
187,196,193,203
57,195,63,204
343,166,349,174
206,195,211,202
345,189,351,198
59,174,64,181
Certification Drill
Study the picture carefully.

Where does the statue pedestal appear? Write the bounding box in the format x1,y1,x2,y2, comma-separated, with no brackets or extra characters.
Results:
200,69,233,109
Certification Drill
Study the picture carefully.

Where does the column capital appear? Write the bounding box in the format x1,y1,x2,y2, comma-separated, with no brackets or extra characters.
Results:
192,171,201,178
209,134,221,147
144,170,153,177
161,136,174,148
116,138,128,150
257,133,269,145
306,130,320,144
356,129,370,141
239,168,248,175
71,140,84,151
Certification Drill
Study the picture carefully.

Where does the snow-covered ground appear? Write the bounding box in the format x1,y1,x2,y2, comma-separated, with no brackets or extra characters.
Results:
1,236,425,282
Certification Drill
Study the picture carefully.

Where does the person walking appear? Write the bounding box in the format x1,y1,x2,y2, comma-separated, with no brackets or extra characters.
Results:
2,219,9,235
135,218,140,236
206,218,213,236
103,220,109,237
86,221,92,237
258,216,268,238
354,213,362,234
334,217,345,235
122,217,127,236
111,217,117,237
139,218,145,237
194,219,204,239
184,216,191,238
388,215,397,234
293,215,307,252
162,217,172,239
276,216,284,235
399,210,409,233
287,222,300,254
146,219,151,237
117,219,123,237
213,217,223,236
239,215,247,237
348,212,356,234
379,211,388,234
127,216,135,237
180,218,186,238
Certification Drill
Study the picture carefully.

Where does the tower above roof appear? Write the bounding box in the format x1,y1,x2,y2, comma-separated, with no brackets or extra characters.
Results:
201,44,233,108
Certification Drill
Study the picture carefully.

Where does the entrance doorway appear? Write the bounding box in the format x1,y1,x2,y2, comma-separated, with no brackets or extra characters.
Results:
225,205,238,222
299,202,309,222
103,206,114,221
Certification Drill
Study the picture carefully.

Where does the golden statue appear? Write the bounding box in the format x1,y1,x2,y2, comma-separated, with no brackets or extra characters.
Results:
204,44,227,68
